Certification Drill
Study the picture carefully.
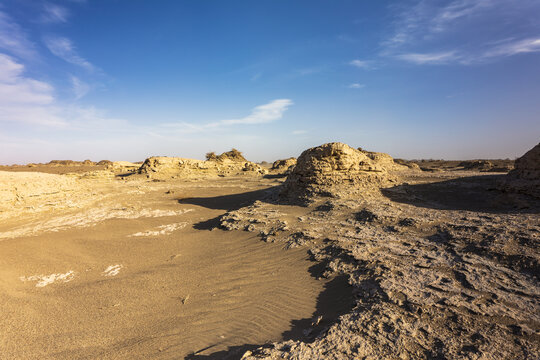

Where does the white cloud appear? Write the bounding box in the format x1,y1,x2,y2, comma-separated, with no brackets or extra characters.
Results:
348,83,365,89
482,38,540,58
292,130,307,135
44,36,94,71
349,60,371,69
385,0,540,65
42,3,69,23
397,51,459,64
70,75,90,99
0,53,119,128
208,99,293,127
0,53,64,126
0,11,36,59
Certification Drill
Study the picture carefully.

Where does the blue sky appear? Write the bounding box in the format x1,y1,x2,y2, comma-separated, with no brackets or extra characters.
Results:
0,0,539,164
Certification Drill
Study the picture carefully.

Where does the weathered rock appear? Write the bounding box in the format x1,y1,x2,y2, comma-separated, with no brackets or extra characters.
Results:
359,149,409,171
503,143,540,198
271,157,297,172
280,143,399,204
139,150,267,178
108,161,140,172
97,160,113,166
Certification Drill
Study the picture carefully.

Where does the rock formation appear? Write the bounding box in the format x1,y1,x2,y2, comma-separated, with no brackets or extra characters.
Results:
280,142,399,204
359,148,409,171
503,143,540,198
139,149,267,179
271,157,297,172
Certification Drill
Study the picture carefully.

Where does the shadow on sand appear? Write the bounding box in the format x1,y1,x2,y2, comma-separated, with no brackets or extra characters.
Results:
178,187,279,230
178,187,354,359
178,187,277,212
184,269,354,360
381,174,538,214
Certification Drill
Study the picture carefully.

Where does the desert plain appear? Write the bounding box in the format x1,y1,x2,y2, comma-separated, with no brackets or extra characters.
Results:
0,143,538,359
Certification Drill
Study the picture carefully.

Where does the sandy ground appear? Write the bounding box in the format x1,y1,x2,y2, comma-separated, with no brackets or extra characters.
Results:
0,171,352,359
1,166,538,359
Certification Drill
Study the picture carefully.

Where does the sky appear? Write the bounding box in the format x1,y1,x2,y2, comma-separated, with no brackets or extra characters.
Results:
0,0,539,164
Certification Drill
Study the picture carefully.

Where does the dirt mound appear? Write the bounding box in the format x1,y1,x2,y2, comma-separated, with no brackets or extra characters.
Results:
359,149,409,171
48,160,80,166
206,148,247,163
394,158,422,170
271,158,297,172
97,160,113,166
280,143,399,204
139,150,267,179
46,160,96,166
107,161,140,173
503,143,540,198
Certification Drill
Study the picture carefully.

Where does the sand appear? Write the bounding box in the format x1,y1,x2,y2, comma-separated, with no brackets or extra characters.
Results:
0,172,351,359
0,147,538,359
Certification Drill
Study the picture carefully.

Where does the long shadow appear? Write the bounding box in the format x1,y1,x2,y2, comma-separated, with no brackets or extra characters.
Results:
184,266,354,360
382,175,539,214
178,187,278,212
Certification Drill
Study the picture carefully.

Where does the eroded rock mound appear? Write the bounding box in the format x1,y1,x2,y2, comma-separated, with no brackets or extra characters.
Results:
359,149,409,171
139,149,267,179
503,143,540,198
271,157,297,172
280,143,399,204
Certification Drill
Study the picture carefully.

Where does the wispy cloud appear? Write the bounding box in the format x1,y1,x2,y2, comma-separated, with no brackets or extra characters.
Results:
0,53,64,126
160,99,294,133
44,36,94,70
397,51,459,64
483,38,540,58
209,99,293,127
70,75,90,99
292,130,307,135
0,53,115,128
349,59,371,69
348,83,365,89
41,3,70,23
385,0,540,65
0,11,36,59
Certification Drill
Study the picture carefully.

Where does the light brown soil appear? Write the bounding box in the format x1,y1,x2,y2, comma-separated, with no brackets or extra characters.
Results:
1,155,538,360
0,171,351,359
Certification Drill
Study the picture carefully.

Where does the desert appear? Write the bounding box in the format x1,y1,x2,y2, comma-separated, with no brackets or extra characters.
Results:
0,143,538,359
1,1,540,359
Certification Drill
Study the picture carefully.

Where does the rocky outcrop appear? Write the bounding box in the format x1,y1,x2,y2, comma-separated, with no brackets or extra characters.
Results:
271,158,297,173
503,143,540,198
139,150,267,179
280,143,399,204
359,149,409,171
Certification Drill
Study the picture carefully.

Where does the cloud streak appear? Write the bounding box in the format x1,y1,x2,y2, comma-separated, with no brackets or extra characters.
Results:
385,0,540,65
0,53,64,126
0,11,36,59
42,3,70,23
44,36,95,70
349,59,371,69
